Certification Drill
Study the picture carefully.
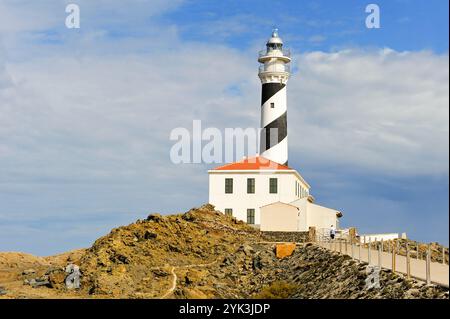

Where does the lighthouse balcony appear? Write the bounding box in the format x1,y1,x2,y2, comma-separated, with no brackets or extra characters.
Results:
258,63,291,74
258,49,291,63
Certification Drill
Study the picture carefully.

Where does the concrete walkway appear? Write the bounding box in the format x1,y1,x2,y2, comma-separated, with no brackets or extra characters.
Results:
317,241,449,287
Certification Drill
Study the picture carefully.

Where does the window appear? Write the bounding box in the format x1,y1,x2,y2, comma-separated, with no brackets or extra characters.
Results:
224,209,233,217
225,178,233,194
270,102,275,108
247,178,255,194
269,178,278,194
295,181,297,196
247,209,255,224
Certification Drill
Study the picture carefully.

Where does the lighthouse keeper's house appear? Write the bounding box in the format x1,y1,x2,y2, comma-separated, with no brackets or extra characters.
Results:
208,156,342,232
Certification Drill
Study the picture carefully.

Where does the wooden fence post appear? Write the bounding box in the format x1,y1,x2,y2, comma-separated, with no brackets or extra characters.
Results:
349,227,356,244
378,242,382,268
406,242,411,279
392,242,396,273
417,244,421,260
339,239,342,253
426,245,431,285
351,243,354,259
345,239,348,254
368,238,371,265
358,243,361,261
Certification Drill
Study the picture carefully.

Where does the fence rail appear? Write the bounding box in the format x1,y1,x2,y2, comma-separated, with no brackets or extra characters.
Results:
316,238,449,288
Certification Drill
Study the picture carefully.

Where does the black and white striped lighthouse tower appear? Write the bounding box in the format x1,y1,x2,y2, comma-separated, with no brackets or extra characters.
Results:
258,29,291,166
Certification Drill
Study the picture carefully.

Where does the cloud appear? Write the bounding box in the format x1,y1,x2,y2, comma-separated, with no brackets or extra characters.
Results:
0,1,448,254
0,0,183,33
1,46,447,209
289,49,449,177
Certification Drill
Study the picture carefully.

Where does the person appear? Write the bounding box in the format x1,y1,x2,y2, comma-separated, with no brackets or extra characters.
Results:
329,225,336,240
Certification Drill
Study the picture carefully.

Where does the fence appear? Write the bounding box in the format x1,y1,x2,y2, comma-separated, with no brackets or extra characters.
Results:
316,237,449,288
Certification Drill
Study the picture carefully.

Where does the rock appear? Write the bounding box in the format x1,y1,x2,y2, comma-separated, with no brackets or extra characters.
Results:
200,203,215,211
182,211,196,222
45,267,63,275
184,275,193,285
22,268,36,275
27,278,51,288
152,269,170,277
117,255,129,264
221,256,233,266
144,231,157,240
252,255,263,270
239,244,254,256
276,243,296,259
146,213,163,222
47,268,67,289
168,244,181,253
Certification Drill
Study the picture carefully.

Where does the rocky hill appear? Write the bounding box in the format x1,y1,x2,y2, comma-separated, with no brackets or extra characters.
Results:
0,205,448,299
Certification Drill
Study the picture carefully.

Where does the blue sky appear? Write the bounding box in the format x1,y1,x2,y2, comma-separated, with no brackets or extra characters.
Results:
166,0,449,52
0,0,448,255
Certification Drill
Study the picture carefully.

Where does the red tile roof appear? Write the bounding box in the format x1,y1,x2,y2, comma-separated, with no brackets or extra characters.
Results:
212,156,291,171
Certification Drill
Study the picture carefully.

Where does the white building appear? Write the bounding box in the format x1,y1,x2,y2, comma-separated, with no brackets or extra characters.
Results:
208,156,311,225
208,156,342,230
208,30,343,232
259,200,341,232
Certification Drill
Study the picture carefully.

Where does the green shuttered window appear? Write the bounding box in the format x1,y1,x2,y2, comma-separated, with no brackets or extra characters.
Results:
247,209,255,224
225,178,233,194
247,178,255,194
269,178,278,194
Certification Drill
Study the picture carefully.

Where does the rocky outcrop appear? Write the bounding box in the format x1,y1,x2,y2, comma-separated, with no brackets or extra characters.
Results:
261,231,309,243
78,204,262,297
1,205,448,299
174,242,448,299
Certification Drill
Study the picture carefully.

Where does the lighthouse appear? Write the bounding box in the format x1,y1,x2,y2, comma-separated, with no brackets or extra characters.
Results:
258,29,291,166
208,29,343,231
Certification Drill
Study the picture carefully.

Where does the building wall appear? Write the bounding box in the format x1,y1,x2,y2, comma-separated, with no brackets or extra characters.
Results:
290,198,339,232
208,170,309,225
360,233,401,243
306,203,339,230
291,198,308,231
260,202,299,231
261,231,309,242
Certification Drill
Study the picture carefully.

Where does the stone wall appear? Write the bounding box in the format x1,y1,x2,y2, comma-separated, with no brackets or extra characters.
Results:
261,231,309,243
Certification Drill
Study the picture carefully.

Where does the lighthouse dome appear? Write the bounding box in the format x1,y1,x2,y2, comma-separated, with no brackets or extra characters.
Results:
266,29,283,46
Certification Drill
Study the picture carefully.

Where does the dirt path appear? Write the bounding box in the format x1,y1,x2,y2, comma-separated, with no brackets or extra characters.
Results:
160,266,177,299
160,260,217,299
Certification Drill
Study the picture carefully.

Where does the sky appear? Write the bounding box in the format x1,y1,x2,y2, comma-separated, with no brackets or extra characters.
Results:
0,0,448,255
